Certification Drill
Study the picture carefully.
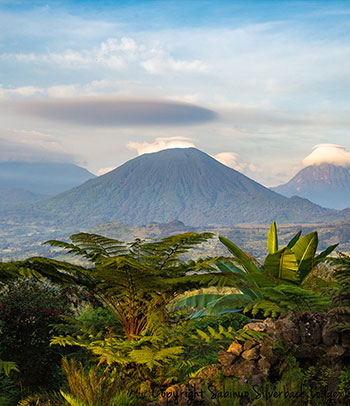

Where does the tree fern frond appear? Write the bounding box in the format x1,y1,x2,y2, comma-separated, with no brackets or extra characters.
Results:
0,359,19,376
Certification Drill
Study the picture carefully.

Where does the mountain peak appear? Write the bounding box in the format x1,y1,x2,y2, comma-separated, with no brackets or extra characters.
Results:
26,146,343,228
272,163,350,209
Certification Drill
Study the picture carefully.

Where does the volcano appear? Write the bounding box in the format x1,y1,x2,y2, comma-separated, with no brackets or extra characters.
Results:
28,148,344,228
272,163,350,210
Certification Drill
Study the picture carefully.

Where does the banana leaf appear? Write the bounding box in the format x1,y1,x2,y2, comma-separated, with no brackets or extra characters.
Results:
292,232,318,281
267,221,278,254
264,247,300,283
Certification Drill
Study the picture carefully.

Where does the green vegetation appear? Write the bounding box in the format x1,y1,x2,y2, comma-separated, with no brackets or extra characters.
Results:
0,226,349,405
176,222,337,317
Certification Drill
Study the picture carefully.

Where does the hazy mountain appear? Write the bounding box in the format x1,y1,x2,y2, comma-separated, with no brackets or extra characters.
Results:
272,163,350,209
0,188,45,204
0,162,95,199
27,148,344,228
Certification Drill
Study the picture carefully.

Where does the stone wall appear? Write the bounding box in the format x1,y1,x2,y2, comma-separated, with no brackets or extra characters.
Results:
159,310,350,405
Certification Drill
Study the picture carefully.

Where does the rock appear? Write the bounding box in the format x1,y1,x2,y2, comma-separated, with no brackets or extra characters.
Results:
227,341,243,356
243,322,267,332
327,345,345,358
259,338,278,364
188,377,201,388
218,350,236,366
341,330,350,348
161,384,190,406
257,356,271,375
241,346,259,360
214,311,350,398
293,343,323,359
222,364,238,377
264,318,277,335
322,321,339,346
233,359,256,380
276,313,300,346
244,340,257,351
299,312,323,345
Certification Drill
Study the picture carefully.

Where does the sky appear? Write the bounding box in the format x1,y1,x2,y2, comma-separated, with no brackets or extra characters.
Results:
1,0,350,186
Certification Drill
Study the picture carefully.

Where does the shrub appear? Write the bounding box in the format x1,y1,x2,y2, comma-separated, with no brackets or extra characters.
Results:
0,279,78,392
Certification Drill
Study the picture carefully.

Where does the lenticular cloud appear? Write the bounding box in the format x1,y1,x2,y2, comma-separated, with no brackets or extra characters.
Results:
303,144,350,167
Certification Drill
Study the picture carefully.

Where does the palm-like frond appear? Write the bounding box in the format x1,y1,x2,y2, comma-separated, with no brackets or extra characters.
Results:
6,231,215,338
46,233,127,262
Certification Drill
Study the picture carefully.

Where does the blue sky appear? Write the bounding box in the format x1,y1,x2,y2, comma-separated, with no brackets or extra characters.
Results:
1,0,350,184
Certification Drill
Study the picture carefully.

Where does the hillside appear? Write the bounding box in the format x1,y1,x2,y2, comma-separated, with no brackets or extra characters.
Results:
272,163,350,209
25,148,345,228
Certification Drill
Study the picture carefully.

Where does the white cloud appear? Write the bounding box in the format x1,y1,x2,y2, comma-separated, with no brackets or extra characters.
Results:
141,54,207,75
303,144,350,167
214,152,243,171
0,129,75,163
213,151,262,174
127,136,196,155
96,166,116,176
1,36,207,76
46,85,79,98
0,85,44,98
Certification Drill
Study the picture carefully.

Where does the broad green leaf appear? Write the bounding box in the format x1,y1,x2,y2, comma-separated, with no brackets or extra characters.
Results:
314,244,338,266
219,236,261,278
267,221,278,254
174,294,226,309
189,309,207,319
206,293,253,315
287,230,302,248
292,232,318,281
264,247,300,283
216,260,246,276
215,260,262,298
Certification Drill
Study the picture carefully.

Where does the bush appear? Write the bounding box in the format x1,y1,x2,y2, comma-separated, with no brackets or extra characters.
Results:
0,279,78,392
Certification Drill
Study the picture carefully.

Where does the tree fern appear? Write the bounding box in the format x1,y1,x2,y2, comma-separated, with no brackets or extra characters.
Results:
2,232,215,339
326,253,350,332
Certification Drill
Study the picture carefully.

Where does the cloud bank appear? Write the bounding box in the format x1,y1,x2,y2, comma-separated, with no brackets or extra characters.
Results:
303,144,350,167
14,98,218,127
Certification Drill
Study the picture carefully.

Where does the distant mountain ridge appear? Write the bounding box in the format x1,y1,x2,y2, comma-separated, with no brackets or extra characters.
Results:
272,163,350,209
0,161,95,203
0,188,45,204
14,147,344,228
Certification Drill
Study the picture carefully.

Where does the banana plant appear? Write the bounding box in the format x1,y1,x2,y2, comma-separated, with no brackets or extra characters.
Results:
176,222,338,317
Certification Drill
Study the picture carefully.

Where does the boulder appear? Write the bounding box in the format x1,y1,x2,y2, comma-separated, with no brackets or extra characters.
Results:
227,341,243,356
241,347,259,360
217,350,236,366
